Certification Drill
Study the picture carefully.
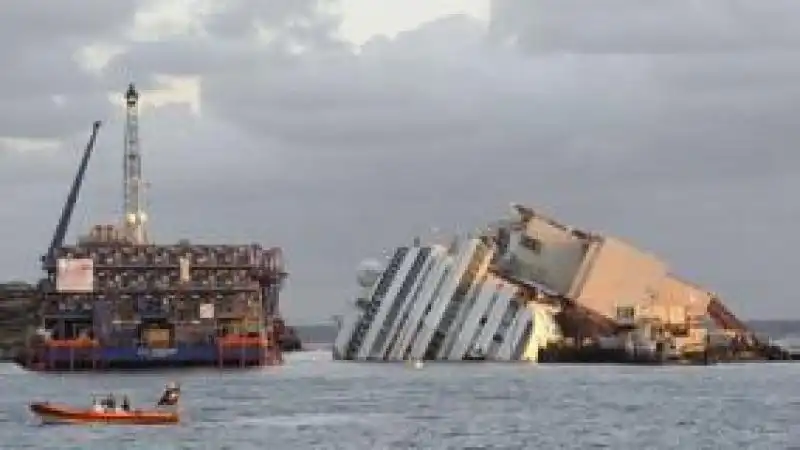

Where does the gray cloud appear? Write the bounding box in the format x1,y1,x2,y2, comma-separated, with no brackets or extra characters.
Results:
102,0,346,89
0,1,138,44
0,0,138,139
490,0,800,54
202,0,340,41
3,0,800,321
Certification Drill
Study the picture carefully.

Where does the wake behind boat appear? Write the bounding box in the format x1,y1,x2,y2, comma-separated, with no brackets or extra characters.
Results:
30,383,181,425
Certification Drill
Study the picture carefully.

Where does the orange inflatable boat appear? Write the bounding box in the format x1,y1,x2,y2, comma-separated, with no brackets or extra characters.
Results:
29,402,179,425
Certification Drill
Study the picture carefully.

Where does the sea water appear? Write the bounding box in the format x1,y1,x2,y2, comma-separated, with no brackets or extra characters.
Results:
1,350,798,449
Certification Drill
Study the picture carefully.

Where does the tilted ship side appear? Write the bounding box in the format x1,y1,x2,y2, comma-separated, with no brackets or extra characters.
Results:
15,84,294,371
332,235,560,363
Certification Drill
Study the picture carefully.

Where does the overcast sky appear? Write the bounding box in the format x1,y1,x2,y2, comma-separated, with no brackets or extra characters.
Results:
1,0,799,323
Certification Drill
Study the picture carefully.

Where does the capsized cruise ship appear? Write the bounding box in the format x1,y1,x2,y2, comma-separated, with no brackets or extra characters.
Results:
334,203,773,363
333,222,562,362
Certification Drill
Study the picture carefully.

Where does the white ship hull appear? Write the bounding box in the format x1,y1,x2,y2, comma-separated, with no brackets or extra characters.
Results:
333,237,562,362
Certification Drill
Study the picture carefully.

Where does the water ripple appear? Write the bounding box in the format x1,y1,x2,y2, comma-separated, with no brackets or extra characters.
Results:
1,356,798,448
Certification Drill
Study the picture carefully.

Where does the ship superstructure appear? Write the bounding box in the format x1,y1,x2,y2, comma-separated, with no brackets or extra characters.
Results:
18,84,288,371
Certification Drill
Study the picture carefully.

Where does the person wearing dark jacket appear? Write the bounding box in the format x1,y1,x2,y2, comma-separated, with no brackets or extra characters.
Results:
103,394,116,409
157,382,180,406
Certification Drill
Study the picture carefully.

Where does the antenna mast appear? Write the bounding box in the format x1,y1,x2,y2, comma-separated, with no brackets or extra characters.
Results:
123,83,148,244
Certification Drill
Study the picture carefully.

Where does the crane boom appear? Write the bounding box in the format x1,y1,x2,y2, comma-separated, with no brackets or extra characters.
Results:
43,120,102,267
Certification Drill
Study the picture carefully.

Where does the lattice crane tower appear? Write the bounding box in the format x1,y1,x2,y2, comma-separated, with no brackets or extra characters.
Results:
123,83,149,244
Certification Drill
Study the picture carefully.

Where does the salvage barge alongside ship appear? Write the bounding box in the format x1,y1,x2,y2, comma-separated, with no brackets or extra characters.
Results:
334,203,790,364
8,84,297,371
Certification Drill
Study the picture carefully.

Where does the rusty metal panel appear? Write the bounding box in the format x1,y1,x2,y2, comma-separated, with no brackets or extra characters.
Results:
707,297,749,332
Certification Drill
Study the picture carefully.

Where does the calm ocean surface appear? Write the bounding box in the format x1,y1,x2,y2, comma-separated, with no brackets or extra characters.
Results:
1,351,799,449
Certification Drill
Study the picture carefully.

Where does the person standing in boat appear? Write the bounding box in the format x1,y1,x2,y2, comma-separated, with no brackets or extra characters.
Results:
101,393,116,410
157,382,180,406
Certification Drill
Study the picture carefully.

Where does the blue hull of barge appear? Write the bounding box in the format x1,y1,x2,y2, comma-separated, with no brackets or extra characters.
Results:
24,344,271,370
